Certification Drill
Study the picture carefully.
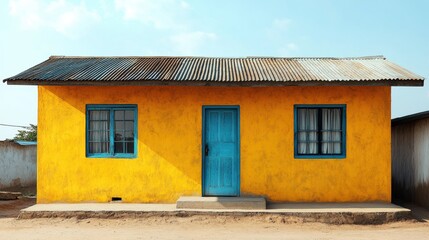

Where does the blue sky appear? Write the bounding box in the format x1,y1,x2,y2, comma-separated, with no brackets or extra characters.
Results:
0,0,428,139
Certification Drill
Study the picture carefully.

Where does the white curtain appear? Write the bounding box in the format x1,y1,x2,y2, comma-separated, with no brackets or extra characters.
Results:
321,109,341,154
89,110,110,153
298,109,318,154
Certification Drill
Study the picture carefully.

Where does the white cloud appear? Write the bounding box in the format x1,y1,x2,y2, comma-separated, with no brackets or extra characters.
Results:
9,0,100,38
48,0,100,37
115,0,219,55
9,0,218,53
272,18,292,31
115,0,189,30
266,18,300,56
170,31,217,55
179,1,190,10
9,0,43,29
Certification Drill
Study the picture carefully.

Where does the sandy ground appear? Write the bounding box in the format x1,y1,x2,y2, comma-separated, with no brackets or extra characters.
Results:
0,217,429,240
1,197,429,240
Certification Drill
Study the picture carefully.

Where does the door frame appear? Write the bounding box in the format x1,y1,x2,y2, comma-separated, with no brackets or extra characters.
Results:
202,105,241,196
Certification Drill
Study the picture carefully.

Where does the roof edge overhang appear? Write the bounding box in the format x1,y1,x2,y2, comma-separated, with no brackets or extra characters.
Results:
3,79,424,87
392,110,429,125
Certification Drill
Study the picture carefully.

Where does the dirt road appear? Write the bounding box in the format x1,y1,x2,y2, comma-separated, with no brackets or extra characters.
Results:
0,216,428,240
1,198,428,240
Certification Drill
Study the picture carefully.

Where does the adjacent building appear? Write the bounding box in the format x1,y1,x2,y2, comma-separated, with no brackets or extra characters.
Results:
392,111,429,208
0,140,37,190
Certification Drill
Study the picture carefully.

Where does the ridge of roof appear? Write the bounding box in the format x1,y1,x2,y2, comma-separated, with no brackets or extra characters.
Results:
48,55,386,60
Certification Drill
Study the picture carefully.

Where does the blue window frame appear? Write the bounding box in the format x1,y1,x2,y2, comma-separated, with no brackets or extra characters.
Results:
294,104,346,159
86,104,137,158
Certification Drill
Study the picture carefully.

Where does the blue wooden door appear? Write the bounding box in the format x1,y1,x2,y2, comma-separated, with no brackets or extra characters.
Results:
203,107,239,196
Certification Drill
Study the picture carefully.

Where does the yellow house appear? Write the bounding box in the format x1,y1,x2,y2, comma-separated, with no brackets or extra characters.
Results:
3,56,424,203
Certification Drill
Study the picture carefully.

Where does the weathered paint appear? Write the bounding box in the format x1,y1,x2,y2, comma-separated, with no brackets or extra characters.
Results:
0,141,36,189
5,56,424,86
37,85,391,203
392,118,429,208
203,107,240,196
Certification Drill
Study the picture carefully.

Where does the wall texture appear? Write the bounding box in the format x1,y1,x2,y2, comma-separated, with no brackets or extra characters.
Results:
38,85,391,203
392,119,429,208
0,141,36,189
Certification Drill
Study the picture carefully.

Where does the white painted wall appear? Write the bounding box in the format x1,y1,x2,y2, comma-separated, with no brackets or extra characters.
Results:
0,141,36,189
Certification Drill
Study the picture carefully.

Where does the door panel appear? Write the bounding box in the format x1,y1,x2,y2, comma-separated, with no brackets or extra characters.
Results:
203,107,239,196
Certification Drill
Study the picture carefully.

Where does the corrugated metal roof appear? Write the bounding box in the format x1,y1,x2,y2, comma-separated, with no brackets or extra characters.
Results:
0,140,37,146
3,56,424,86
392,110,429,125
14,140,37,146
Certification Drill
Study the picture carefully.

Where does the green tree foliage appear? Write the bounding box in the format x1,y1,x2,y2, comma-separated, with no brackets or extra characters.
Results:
13,124,37,141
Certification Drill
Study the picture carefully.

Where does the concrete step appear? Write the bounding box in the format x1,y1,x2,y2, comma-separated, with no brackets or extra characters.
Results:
19,203,412,224
176,196,266,210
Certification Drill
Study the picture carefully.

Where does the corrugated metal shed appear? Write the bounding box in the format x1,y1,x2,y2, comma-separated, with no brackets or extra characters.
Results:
3,55,424,86
392,110,429,125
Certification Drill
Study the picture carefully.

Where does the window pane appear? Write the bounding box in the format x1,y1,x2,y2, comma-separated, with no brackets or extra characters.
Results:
298,132,307,154
322,109,341,131
298,132,307,142
115,131,124,141
89,142,109,153
115,110,124,120
333,131,341,142
321,142,342,154
126,142,134,153
89,130,95,141
298,142,307,154
89,130,110,142
308,142,318,154
321,108,342,154
124,131,134,141
115,121,124,130
89,142,95,153
88,110,110,154
125,121,134,131
90,110,109,120
333,143,341,154
114,142,124,153
297,109,318,154
102,141,109,153
89,129,109,142
125,110,134,120
90,120,109,131
298,109,318,131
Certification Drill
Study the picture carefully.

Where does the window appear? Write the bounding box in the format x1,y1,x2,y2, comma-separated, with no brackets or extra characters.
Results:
294,105,346,158
86,105,137,158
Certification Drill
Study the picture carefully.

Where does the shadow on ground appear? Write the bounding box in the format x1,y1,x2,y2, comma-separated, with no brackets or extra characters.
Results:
401,203,429,222
0,186,36,218
394,199,429,223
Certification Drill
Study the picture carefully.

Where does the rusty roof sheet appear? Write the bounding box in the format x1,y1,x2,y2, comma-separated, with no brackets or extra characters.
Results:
3,56,424,86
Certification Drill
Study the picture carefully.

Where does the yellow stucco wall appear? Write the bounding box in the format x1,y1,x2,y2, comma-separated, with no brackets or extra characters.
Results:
37,85,391,203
